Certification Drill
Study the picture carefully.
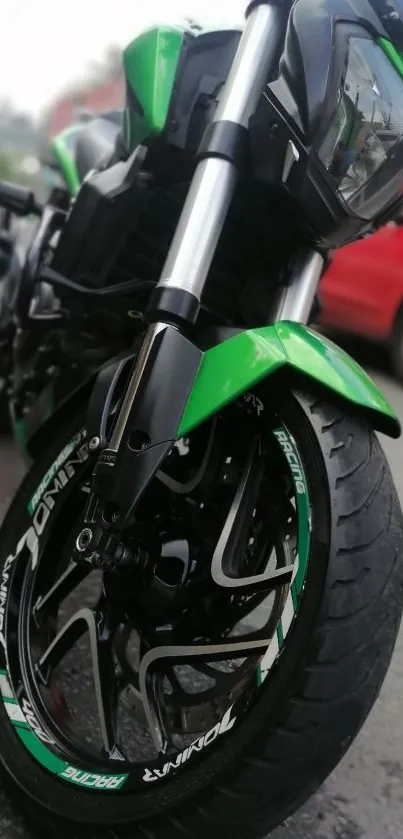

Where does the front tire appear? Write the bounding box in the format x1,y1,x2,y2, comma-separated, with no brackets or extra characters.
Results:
0,390,401,839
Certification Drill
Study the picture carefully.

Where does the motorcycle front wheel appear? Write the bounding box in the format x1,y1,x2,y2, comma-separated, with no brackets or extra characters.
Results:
0,386,401,839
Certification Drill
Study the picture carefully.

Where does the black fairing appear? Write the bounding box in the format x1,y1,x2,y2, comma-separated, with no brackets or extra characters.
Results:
250,0,401,248
75,114,122,183
163,30,242,154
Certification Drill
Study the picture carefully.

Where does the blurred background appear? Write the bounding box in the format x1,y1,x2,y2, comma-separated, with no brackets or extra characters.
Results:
0,0,246,197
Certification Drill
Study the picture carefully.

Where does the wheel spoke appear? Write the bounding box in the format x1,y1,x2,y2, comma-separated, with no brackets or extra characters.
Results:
177,659,251,699
164,665,189,699
37,607,120,758
147,670,172,754
139,636,268,752
34,561,90,616
191,660,245,690
212,438,293,593
37,608,88,678
92,609,121,759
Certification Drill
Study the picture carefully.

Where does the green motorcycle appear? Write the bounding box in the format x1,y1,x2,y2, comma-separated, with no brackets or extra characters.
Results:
0,2,403,838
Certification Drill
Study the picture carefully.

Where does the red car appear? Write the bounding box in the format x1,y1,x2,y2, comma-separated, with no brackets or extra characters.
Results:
319,223,403,379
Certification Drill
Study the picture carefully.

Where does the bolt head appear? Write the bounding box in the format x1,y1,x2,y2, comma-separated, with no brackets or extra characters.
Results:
89,436,100,451
76,528,93,552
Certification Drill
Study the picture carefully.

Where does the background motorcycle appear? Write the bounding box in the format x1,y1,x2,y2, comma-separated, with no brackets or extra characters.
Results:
0,2,402,839
0,207,23,429
0,110,125,451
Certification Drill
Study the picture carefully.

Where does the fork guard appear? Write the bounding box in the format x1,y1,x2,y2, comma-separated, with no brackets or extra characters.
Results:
178,321,400,440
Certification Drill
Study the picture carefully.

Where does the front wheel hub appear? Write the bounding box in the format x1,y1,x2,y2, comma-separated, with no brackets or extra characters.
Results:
74,520,135,571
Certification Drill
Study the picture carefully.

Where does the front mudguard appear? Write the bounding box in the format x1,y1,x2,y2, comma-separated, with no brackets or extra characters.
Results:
178,322,400,439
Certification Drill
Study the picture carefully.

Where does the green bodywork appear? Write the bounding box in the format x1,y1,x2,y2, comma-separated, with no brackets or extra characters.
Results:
50,125,82,195
378,38,403,77
177,322,400,439
123,26,186,152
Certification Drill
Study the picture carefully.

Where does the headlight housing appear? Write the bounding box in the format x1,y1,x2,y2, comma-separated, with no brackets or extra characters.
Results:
318,35,403,219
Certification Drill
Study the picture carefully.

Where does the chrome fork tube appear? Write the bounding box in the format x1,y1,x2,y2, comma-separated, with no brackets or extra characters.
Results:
109,3,286,453
157,2,286,301
270,249,325,325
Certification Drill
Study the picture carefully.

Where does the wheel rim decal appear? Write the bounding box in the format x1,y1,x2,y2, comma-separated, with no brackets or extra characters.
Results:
0,671,129,789
0,430,129,791
257,426,311,685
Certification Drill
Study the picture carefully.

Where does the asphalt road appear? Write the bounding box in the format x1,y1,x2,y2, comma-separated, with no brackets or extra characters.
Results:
0,354,402,839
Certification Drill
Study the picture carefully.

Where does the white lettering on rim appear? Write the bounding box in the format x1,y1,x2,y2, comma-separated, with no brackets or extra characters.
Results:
142,705,236,783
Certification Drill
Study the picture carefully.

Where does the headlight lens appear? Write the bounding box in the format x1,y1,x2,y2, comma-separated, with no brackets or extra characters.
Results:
318,36,403,217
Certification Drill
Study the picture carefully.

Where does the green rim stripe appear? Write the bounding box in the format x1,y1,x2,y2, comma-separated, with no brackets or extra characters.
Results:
16,726,67,774
10,710,129,789
257,426,311,685
0,600,128,790
0,668,129,789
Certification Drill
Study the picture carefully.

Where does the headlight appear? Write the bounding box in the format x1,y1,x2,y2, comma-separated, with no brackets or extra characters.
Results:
318,36,403,218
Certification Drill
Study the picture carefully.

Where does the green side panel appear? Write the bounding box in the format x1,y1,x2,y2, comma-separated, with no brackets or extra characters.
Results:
123,26,185,152
177,322,400,439
378,38,403,77
51,125,82,195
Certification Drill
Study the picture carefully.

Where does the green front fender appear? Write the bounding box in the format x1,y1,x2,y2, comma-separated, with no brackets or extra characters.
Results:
177,322,400,440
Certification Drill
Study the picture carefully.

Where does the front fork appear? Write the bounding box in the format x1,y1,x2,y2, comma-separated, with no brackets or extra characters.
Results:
76,1,323,563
